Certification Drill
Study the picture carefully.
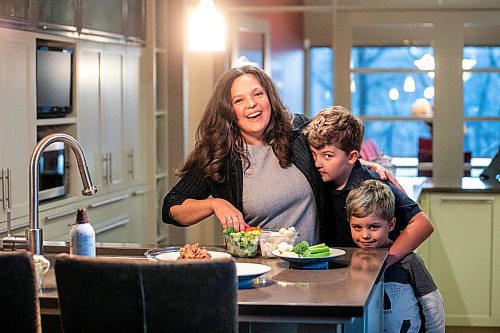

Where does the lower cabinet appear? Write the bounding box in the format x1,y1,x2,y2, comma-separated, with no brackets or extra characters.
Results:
0,215,30,245
40,186,150,244
94,215,130,243
41,205,79,241
126,187,151,244
86,192,131,244
418,191,500,327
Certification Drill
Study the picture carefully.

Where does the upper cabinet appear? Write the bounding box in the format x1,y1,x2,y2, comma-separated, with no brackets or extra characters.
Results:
77,40,144,193
0,0,153,244
123,46,145,184
0,28,35,227
1,0,145,42
76,40,101,189
100,43,126,188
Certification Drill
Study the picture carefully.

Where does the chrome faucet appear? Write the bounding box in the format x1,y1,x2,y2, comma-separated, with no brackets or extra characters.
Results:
3,133,97,254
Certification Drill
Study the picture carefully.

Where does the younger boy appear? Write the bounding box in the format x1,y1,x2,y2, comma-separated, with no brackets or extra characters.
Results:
347,179,445,333
304,106,433,266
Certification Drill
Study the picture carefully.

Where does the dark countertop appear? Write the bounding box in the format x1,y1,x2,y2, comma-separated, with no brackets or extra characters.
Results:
422,177,499,193
37,244,387,323
396,177,499,201
236,247,386,320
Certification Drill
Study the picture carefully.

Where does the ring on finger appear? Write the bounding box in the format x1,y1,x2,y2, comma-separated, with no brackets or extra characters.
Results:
225,216,233,222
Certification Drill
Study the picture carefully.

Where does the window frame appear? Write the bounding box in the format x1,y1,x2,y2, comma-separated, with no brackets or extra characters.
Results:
330,9,500,186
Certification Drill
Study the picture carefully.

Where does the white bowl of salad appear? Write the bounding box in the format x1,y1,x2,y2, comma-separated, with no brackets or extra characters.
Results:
223,226,261,258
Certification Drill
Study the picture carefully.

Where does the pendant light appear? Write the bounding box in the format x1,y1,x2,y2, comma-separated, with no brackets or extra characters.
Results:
188,0,226,52
403,76,416,93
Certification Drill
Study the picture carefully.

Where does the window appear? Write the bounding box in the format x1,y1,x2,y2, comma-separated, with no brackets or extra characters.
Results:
351,46,434,176
463,46,500,176
310,47,333,114
309,45,500,177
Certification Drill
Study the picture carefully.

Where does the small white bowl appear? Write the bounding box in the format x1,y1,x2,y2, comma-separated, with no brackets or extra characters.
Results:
259,230,298,258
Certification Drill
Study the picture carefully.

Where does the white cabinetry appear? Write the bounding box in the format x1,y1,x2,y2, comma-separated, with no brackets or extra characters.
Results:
418,191,500,327
77,40,103,190
101,44,126,188
75,40,150,243
40,186,149,244
0,25,151,245
40,204,79,241
0,28,35,231
77,41,126,192
126,187,148,243
77,41,145,193
88,192,130,243
124,46,145,184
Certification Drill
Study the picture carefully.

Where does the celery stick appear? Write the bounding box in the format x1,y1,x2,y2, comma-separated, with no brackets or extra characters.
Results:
309,246,329,254
308,243,326,249
306,250,331,257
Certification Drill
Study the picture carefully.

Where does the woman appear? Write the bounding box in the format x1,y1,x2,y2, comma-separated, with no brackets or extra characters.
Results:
162,65,390,244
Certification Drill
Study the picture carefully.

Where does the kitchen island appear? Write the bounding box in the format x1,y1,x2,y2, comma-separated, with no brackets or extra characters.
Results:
415,178,500,329
37,244,387,333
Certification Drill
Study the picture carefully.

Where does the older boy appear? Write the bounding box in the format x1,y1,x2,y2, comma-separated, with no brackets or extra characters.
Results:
347,179,445,333
304,106,434,266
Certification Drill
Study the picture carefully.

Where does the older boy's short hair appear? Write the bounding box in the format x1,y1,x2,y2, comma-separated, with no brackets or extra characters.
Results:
304,106,364,153
346,180,395,222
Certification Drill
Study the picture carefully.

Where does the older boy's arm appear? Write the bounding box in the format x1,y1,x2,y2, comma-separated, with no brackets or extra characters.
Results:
419,290,446,333
386,212,434,267
360,159,406,193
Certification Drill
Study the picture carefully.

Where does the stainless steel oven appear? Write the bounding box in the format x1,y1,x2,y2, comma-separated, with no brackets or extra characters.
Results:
39,142,66,201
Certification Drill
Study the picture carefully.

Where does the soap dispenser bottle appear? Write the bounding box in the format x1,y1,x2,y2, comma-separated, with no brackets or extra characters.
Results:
70,208,96,257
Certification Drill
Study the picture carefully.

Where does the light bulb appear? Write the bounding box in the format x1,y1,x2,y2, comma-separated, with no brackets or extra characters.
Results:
188,0,226,52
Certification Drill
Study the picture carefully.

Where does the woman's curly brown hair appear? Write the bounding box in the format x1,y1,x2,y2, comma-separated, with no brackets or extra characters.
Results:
176,65,293,182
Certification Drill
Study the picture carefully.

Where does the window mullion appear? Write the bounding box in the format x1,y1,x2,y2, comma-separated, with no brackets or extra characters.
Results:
432,18,464,187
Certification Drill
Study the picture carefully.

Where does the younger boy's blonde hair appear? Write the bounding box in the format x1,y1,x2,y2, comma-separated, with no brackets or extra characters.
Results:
304,106,364,153
346,180,395,222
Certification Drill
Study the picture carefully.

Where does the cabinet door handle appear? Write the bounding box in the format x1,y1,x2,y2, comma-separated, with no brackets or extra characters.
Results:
108,152,113,184
128,149,134,179
45,209,78,223
94,218,130,235
2,168,13,235
133,188,147,196
89,194,129,208
102,153,110,184
1,169,6,210
1,168,9,211
108,153,113,184
6,168,11,210
440,196,494,203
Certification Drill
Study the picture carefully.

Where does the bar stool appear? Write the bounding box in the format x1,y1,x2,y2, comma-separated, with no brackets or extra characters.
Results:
0,252,41,333
55,254,237,333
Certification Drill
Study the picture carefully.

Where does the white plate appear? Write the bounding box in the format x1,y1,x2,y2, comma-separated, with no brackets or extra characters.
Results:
271,248,346,264
145,247,232,261
235,263,271,281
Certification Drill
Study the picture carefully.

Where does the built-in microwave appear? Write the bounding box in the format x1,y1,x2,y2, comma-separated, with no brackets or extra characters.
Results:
39,142,67,201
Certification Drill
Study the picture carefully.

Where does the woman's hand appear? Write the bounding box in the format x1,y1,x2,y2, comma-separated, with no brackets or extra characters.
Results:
169,198,249,230
211,198,249,231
